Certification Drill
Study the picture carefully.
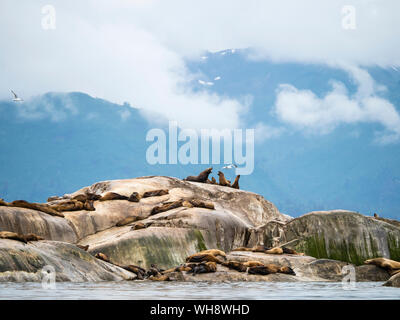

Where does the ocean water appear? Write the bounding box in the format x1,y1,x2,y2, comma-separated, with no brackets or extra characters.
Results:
0,281,398,300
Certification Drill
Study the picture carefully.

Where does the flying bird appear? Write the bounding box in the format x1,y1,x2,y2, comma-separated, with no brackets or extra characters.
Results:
222,164,237,170
10,90,23,102
214,76,221,81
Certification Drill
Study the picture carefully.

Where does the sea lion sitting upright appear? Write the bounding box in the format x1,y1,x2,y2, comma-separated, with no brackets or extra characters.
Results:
231,175,240,189
210,177,217,185
217,171,231,187
184,167,213,183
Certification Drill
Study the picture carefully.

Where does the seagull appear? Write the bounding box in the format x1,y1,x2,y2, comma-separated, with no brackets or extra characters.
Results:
10,90,23,102
214,76,221,81
222,163,237,170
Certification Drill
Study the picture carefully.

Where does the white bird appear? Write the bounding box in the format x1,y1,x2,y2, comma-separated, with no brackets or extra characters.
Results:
214,76,221,81
222,163,237,170
10,90,23,102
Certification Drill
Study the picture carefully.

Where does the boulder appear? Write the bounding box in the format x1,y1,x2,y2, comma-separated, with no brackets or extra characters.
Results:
0,239,135,282
263,210,400,265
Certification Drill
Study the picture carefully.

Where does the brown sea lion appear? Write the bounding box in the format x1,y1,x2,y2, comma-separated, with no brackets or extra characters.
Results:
251,245,270,253
248,264,280,275
131,222,146,230
24,233,44,242
264,247,284,255
83,200,95,211
86,193,102,201
243,261,264,268
199,249,226,258
143,189,169,198
119,265,146,279
128,192,141,202
232,247,253,252
10,200,64,218
116,216,139,227
186,253,223,264
281,247,303,255
373,213,379,218
217,171,231,187
163,265,192,273
50,199,84,212
100,192,128,201
76,244,89,251
279,266,296,275
210,177,218,185
151,200,183,215
231,175,240,189
0,231,27,243
149,274,170,281
72,194,88,202
184,167,213,183
47,196,62,202
0,198,8,206
364,258,400,275
189,262,217,275
188,199,215,210
147,264,162,277
222,261,247,272
95,252,110,263
182,200,194,208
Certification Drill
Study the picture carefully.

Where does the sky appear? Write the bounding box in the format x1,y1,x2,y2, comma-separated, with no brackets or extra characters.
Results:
1,0,400,135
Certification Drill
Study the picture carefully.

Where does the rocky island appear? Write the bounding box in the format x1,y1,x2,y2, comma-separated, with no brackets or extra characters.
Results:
0,173,399,287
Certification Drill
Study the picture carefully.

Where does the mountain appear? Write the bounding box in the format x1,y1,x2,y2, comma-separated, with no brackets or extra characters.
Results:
1,51,400,218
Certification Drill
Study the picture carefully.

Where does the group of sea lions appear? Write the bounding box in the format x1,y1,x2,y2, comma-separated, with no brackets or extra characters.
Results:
232,245,304,256
184,167,240,189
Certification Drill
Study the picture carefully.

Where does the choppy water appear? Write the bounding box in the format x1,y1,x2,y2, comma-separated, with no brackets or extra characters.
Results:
0,281,399,300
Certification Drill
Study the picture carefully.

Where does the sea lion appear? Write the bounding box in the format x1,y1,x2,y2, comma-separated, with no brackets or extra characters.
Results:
50,199,84,212
83,200,95,211
189,262,217,275
120,265,146,279
264,247,284,255
86,193,101,201
142,189,169,198
0,198,8,206
184,167,213,183
248,264,280,275
76,244,89,251
151,200,183,215
198,249,226,258
217,171,231,187
147,264,162,277
281,247,303,255
128,192,141,202
0,231,27,243
10,200,64,218
116,216,139,227
222,261,247,272
188,199,215,210
279,266,296,275
364,258,400,275
149,274,170,281
374,213,379,218
100,192,128,201
210,177,217,185
72,194,88,202
251,245,270,253
162,265,192,274
186,253,223,264
242,261,264,268
131,222,146,230
182,200,194,208
232,247,253,252
231,175,240,189
24,233,44,242
95,252,111,263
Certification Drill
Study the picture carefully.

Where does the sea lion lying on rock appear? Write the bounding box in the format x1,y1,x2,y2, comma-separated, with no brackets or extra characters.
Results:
100,192,129,201
116,215,141,227
151,200,183,215
217,171,231,187
149,274,171,281
9,200,65,218
243,261,264,268
0,231,44,243
184,167,213,183
119,265,147,280
142,189,169,198
188,262,217,275
131,222,147,230
364,258,400,276
198,249,226,258
186,253,223,264
222,261,247,272
128,192,141,202
182,199,215,210
162,265,192,274
248,264,295,275
95,252,111,263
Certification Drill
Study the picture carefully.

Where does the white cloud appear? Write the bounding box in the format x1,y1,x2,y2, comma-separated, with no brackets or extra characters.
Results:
254,123,285,143
274,66,400,143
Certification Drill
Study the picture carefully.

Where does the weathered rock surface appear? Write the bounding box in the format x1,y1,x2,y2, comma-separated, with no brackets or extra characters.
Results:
257,210,400,265
0,206,77,243
0,239,135,282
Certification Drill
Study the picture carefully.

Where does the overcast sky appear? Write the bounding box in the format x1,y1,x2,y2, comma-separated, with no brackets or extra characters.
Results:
1,0,399,134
